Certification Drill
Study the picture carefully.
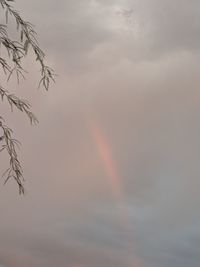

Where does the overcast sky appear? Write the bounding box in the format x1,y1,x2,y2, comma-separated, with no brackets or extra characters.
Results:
0,0,200,266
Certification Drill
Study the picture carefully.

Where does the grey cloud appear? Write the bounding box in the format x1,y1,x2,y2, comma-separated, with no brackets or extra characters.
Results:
128,0,200,59
18,0,200,66
0,0,200,266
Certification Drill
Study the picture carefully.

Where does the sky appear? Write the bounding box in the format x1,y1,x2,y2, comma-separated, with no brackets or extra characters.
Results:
0,0,200,266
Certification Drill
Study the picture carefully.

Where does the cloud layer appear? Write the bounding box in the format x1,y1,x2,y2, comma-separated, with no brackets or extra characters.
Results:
0,0,200,266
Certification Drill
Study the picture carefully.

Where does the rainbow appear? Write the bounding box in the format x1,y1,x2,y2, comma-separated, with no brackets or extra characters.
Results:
90,119,142,267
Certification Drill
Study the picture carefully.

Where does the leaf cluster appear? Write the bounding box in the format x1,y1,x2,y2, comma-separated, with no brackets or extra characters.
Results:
0,0,55,193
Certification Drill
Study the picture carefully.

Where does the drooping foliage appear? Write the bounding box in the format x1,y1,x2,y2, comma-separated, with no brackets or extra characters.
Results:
0,0,55,194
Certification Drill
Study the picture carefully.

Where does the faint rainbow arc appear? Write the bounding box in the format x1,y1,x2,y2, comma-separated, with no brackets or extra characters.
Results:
89,119,142,267
90,120,123,201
